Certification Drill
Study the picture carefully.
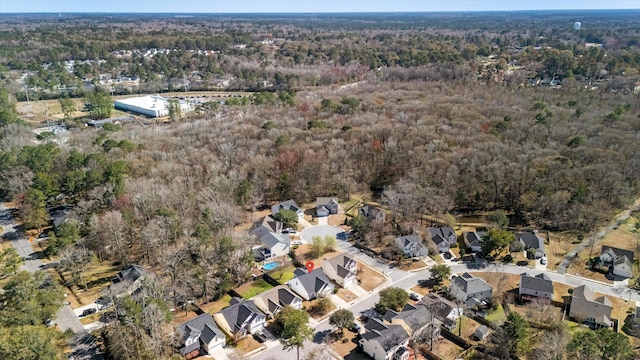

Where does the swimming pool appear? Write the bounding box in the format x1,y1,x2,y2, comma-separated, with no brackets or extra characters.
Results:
262,261,282,271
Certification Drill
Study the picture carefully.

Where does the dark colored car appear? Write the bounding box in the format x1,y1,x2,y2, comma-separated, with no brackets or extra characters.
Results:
81,308,97,317
254,331,268,343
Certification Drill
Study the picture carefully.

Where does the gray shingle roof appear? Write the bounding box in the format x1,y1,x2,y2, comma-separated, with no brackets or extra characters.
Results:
218,298,264,334
260,231,288,248
601,246,634,263
396,234,421,246
520,272,554,293
515,232,544,250
451,273,493,297
176,313,224,355
325,254,356,280
292,268,332,294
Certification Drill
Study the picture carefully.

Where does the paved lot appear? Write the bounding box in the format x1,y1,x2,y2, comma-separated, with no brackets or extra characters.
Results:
300,225,344,243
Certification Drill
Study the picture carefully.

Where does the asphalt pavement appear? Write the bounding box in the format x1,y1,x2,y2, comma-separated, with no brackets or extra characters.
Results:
1,203,102,360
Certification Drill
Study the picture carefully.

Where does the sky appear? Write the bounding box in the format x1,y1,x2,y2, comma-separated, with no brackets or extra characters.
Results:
0,0,638,13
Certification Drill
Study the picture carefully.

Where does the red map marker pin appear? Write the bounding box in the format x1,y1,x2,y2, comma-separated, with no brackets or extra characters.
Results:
305,261,315,273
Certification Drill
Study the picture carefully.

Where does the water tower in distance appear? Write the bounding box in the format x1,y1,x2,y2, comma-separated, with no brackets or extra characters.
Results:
573,21,582,30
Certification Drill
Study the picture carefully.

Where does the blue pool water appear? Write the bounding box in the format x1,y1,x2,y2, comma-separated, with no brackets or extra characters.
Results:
262,261,281,271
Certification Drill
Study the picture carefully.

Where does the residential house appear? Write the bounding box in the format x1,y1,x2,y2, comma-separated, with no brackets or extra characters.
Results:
316,197,339,217
108,265,147,297
254,231,290,261
600,246,635,279
50,206,75,234
463,231,485,253
322,253,358,288
253,285,303,319
359,205,386,223
386,303,440,340
359,318,410,360
421,293,462,331
394,234,429,258
271,199,304,219
473,325,490,341
569,285,613,328
251,215,283,238
428,227,457,253
286,268,335,300
514,232,545,259
449,273,493,307
176,313,226,358
519,273,554,301
213,298,266,338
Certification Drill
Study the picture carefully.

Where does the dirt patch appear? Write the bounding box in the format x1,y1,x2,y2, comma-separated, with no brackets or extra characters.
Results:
356,261,386,291
169,309,202,327
336,288,358,303
200,294,233,314
235,336,264,355
293,243,338,264
330,329,359,358
546,232,575,270
470,272,520,300
234,208,272,233
397,258,428,271
430,336,465,360
304,298,336,320
328,214,347,226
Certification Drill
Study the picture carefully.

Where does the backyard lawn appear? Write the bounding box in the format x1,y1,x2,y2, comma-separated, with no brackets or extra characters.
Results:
201,294,233,314
268,265,296,284
235,278,274,299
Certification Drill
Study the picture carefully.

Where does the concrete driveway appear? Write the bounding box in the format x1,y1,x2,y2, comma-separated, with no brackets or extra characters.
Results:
300,225,344,243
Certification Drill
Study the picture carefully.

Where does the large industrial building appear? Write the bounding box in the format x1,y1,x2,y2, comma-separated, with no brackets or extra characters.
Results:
113,95,191,117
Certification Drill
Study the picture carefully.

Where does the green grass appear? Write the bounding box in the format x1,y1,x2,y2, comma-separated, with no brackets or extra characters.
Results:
269,266,296,284
238,278,274,299
485,305,506,324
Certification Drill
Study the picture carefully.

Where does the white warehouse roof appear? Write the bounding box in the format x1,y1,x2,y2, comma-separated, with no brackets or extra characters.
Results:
113,95,191,118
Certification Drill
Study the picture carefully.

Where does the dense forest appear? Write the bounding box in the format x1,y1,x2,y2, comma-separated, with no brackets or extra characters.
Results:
0,10,640,359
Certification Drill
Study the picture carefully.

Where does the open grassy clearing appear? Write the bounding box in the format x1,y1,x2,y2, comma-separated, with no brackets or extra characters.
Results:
234,277,274,300
267,264,296,284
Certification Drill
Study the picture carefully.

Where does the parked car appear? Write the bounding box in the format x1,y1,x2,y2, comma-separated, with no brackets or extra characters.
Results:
283,228,296,234
81,308,97,317
409,292,421,301
291,240,303,245
540,257,547,265
254,331,268,343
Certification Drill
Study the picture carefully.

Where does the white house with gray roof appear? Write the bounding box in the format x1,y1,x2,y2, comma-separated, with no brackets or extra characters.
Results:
449,273,493,307
359,318,410,360
428,227,457,253
519,273,554,301
316,197,339,217
254,231,290,261
600,246,634,279
286,268,334,300
271,199,304,219
395,234,428,258
176,313,225,358
322,253,357,288
569,285,613,328
213,298,266,337
253,285,302,319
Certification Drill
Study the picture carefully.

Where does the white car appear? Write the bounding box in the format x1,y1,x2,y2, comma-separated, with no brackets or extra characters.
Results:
291,240,303,245
540,257,547,265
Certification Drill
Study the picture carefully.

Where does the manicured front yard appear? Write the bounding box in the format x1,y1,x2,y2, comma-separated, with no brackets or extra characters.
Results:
235,278,274,299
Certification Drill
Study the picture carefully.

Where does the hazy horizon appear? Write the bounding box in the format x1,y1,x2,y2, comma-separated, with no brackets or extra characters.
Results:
1,0,638,14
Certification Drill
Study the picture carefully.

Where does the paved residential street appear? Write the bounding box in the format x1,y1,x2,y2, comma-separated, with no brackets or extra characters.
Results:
1,203,103,360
